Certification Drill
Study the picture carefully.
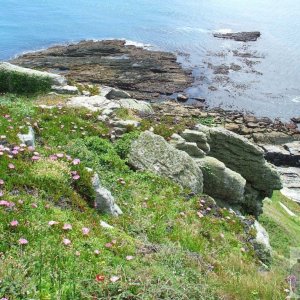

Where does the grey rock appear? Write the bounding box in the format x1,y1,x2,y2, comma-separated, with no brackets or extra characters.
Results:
67,95,120,112
169,134,205,158
0,62,67,86
118,98,154,115
177,93,188,102
106,88,131,100
253,220,272,264
180,129,210,153
89,170,122,216
18,127,35,147
277,167,300,203
206,126,282,194
262,142,300,167
253,131,295,145
51,85,79,95
128,131,203,193
110,119,140,129
195,156,246,204
213,31,261,42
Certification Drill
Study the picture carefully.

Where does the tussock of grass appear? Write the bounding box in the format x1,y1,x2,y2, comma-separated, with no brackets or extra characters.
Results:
0,70,51,94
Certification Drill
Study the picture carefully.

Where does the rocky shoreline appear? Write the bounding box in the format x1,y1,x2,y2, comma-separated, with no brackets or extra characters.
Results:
10,40,193,101
5,40,300,203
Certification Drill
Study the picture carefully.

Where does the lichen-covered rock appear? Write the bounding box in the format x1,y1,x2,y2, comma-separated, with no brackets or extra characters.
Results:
118,98,154,115
128,131,203,193
18,126,35,147
195,156,246,204
90,171,122,216
67,95,120,112
106,88,131,100
169,134,205,158
253,220,272,264
180,129,210,153
51,85,79,95
203,126,282,194
0,62,67,86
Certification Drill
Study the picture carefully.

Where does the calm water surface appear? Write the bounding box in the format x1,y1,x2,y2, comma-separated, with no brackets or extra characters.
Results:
0,0,300,120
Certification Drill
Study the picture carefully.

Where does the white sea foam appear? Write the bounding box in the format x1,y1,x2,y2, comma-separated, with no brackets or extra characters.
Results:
292,96,300,103
214,28,233,34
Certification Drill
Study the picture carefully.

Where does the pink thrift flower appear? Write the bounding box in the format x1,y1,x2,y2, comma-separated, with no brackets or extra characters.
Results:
126,255,134,261
10,220,19,227
63,238,71,246
0,200,10,207
49,155,58,161
19,238,28,245
73,175,80,180
31,155,40,161
31,203,38,208
72,158,80,165
0,179,4,185
56,153,64,158
105,243,113,248
82,227,90,235
110,276,120,283
18,199,24,205
48,221,59,226
94,249,100,255
63,223,72,230
8,163,15,170
75,251,80,256
0,191,3,197
27,146,35,152
12,150,18,155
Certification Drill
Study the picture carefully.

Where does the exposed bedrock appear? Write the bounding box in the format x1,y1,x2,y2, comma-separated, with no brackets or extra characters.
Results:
10,40,193,101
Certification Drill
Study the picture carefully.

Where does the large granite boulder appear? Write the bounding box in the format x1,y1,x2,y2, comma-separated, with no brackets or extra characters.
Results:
195,156,246,204
0,62,66,86
128,131,203,193
204,127,282,194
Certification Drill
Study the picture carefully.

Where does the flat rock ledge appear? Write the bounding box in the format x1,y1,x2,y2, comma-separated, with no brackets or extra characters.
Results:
10,40,193,101
213,31,261,42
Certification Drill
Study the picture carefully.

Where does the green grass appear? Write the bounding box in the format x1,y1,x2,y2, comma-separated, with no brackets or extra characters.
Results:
259,191,300,258
0,70,52,94
0,94,293,299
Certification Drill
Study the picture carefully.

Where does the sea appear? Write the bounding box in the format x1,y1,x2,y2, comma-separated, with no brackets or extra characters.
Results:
0,0,300,120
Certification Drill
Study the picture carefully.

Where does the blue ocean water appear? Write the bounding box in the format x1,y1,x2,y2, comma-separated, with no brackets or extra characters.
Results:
0,0,300,119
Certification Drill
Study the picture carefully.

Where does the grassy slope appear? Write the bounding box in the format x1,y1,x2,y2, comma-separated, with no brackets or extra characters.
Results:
0,94,295,299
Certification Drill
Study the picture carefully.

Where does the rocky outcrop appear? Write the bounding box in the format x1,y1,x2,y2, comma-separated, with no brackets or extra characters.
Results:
51,85,79,95
18,127,35,147
213,31,261,42
90,171,122,216
206,127,282,194
169,134,205,158
67,95,153,114
195,156,246,204
277,167,300,203
11,40,193,101
262,141,300,167
180,129,210,153
128,131,203,193
0,62,66,86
